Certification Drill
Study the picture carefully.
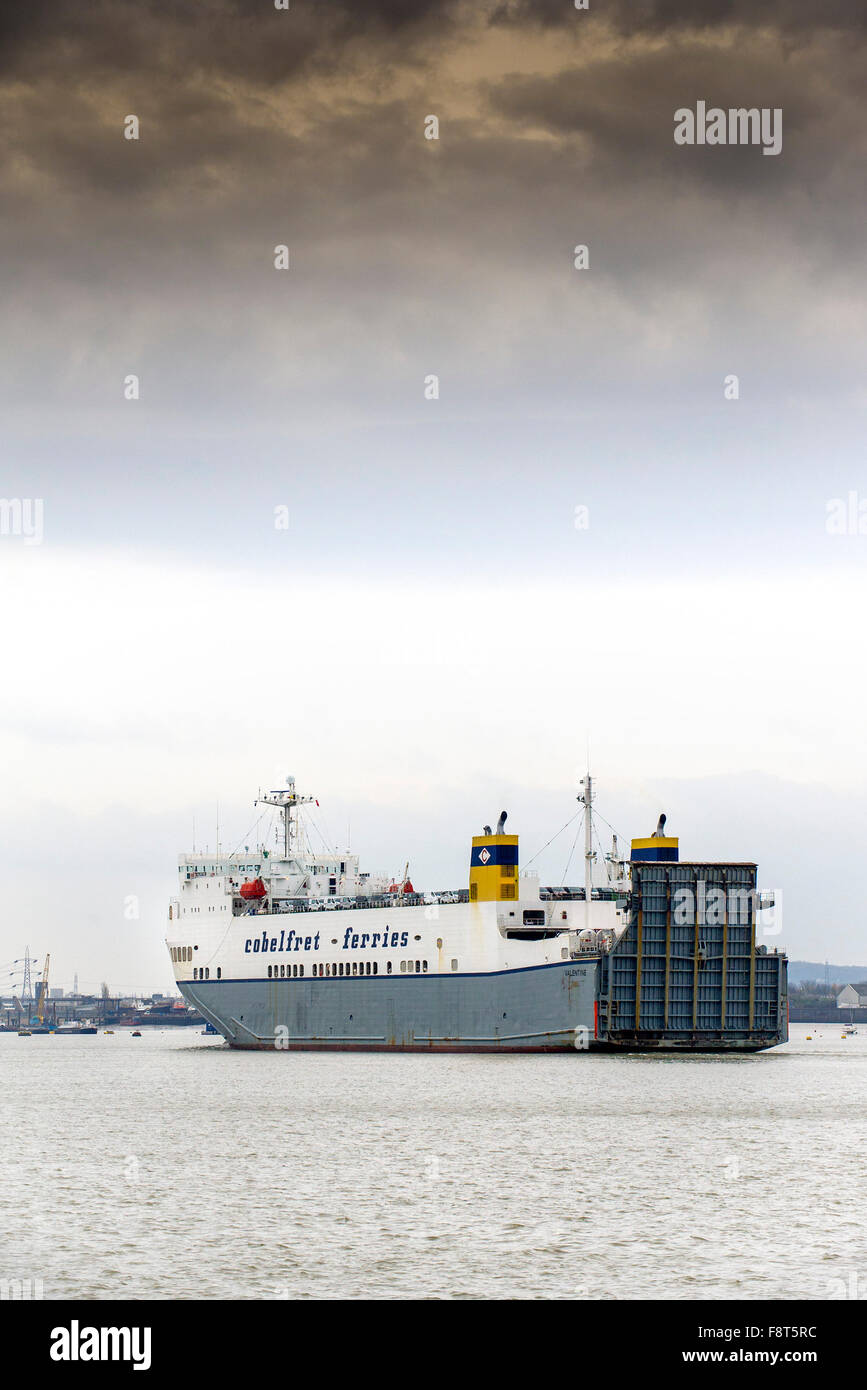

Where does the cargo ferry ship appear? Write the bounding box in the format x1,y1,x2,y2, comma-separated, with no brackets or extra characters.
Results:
167,777,787,1052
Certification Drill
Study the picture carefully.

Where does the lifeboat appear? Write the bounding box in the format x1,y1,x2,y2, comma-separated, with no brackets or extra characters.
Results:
240,878,267,900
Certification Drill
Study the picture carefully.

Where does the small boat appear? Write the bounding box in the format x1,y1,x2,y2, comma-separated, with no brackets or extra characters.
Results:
131,1030,142,1037
104,1029,114,1035
17,1028,31,1037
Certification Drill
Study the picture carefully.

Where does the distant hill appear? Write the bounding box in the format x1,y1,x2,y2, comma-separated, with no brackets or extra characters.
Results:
788,960,867,986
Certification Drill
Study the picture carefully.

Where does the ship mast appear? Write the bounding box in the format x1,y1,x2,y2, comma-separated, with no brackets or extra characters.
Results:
578,772,595,931
255,776,314,859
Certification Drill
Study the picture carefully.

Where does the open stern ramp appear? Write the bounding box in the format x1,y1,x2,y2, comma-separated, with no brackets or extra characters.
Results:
597,860,787,1051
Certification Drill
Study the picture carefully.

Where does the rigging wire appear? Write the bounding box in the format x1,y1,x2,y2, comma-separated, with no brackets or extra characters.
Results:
226,808,270,860
559,811,585,887
305,809,336,856
590,803,628,848
521,809,582,870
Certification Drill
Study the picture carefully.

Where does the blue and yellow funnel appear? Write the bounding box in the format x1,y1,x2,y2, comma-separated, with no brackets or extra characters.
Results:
631,812,678,863
469,812,519,902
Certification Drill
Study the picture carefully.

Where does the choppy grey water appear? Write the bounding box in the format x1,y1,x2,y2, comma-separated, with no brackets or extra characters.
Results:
2,1023,865,1301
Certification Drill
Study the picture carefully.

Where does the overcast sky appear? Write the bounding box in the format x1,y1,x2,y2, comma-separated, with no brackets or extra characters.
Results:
2,1,866,993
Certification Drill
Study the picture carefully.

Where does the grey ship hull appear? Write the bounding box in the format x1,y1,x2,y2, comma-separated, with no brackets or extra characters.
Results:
180,954,786,1052
180,960,600,1052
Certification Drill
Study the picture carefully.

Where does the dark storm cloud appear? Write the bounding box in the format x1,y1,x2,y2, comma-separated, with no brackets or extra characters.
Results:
0,0,461,82
0,1,464,200
0,0,864,437
1,0,861,203
483,42,847,192
490,0,867,36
